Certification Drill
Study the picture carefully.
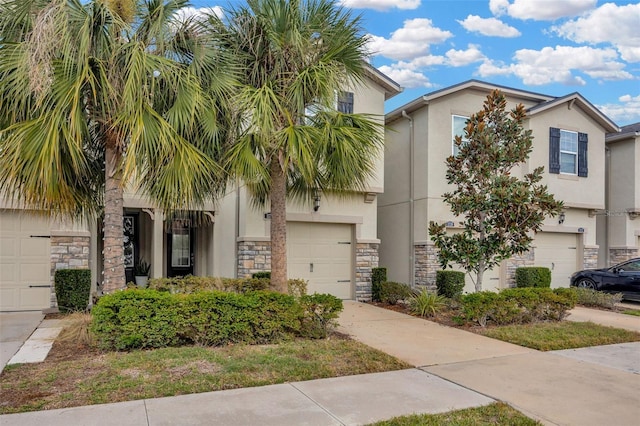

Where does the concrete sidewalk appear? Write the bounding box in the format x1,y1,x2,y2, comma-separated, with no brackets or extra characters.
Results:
339,301,640,426
0,311,44,373
0,369,494,426
567,305,640,332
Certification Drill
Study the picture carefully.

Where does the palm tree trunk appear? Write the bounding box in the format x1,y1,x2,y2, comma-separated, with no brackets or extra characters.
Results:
102,144,126,293
270,159,288,293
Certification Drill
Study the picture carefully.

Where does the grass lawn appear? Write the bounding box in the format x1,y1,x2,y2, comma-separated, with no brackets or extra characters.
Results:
369,402,541,426
480,321,640,351
0,335,409,414
622,309,640,317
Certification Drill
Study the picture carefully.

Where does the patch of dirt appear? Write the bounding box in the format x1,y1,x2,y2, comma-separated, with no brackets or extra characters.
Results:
167,360,221,379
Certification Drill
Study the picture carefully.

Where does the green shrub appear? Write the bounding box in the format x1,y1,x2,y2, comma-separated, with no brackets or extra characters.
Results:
379,281,412,305
299,294,344,338
371,267,387,302
573,288,622,309
147,276,270,294
409,289,446,317
91,289,304,350
252,271,271,279
460,287,576,327
435,270,465,298
91,290,182,350
54,269,91,313
515,267,551,288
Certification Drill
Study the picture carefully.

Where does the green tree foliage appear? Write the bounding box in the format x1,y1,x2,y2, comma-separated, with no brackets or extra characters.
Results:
210,0,383,292
428,90,563,292
0,0,233,292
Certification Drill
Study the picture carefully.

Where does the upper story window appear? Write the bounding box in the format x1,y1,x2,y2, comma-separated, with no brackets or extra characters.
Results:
337,91,354,114
549,127,588,177
452,115,469,156
560,130,578,174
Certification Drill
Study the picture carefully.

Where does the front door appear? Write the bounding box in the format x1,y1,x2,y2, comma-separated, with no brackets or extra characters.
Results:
167,220,194,277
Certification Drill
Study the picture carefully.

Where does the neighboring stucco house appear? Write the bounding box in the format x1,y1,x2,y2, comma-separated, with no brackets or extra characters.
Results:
596,123,640,266
0,67,401,312
378,80,619,293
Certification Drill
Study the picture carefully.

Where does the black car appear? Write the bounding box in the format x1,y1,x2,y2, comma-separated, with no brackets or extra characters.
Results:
570,257,640,302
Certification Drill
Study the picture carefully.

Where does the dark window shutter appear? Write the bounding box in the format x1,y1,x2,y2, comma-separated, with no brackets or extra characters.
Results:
549,127,560,174
578,132,588,177
338,91,354,114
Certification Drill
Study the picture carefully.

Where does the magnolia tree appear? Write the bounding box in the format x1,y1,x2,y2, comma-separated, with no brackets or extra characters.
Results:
428,90,563,292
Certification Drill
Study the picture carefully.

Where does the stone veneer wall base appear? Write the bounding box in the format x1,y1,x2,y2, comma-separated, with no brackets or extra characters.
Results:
609,247,639,266
355,242,379,302
237,241,272,278
50,235,90,309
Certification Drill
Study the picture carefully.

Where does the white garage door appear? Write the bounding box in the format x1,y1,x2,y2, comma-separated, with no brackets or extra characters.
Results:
534,232,578,288
0,211,52,311
287,222,353,299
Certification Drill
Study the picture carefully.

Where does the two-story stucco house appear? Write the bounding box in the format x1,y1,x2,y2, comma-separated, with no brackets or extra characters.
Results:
597,123,640,266
0,66,401,312
378,80,619,293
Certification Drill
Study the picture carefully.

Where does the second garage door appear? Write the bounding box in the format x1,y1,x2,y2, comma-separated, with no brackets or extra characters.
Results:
0,210,52,311
287,222,353,299
534,232,579,288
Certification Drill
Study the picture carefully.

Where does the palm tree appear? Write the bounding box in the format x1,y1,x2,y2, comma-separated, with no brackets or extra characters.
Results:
0,0,233,292
210,0,383,292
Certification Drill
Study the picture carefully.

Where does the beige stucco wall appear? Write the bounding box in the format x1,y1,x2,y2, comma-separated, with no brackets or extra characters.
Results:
608,138,639,247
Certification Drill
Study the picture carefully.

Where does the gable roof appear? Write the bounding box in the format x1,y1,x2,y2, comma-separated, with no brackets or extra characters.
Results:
364,63,402,100
386,79,553,123
528,93,619,133
385,79,619,133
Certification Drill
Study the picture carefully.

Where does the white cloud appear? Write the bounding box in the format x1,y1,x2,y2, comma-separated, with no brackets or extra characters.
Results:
378,65,433,89
553,3,640,63
458,15,521,37
477,45,630,86
174,6,223,23
367,18,453,60
445,44,486,67
489,0,596,21
597,94,640,125
339,0,420,10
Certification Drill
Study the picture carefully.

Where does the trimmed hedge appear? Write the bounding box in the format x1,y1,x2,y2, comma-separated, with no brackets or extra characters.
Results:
573,288,622,309
54,269,91,313
91,289,343,350
460,287,576,327
379,281,412,305
371,267,387,302
515,267,552,288
148,276,271,294
436,270,465,298
252,271,271,279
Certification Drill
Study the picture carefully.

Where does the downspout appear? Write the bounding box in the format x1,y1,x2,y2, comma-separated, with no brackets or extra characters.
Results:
235,178,240,278
402,110,415,287
605,147,611,266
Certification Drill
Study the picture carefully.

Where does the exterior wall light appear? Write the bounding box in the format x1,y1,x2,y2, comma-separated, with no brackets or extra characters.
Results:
313,190,321,212
558,212,566,225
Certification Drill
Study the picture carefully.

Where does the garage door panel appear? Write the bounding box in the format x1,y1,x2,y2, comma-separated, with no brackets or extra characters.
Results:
535,233,577,288
1,211,51,311
287,222,353,299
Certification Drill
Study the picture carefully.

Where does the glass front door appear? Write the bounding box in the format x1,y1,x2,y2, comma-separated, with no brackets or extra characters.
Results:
167,220,194,277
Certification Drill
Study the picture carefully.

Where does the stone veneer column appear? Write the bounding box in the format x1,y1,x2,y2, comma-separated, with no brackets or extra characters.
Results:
237,240,271,277
505,250,535,287
609,247,639,266
355,242,379,302
50,232,91,309
414,242,439,291
582,246,599,270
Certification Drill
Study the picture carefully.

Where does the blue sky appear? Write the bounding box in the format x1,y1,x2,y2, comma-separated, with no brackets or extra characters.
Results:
190,0,640,126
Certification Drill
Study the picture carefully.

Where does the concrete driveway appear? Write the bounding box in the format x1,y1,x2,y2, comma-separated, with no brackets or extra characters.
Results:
0,312,44,372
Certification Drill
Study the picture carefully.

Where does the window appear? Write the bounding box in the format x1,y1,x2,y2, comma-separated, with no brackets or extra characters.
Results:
337,91,354,114
452,115,469,156
171,227,190,267
549,127,588,177
559,130,578,174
